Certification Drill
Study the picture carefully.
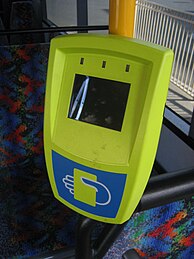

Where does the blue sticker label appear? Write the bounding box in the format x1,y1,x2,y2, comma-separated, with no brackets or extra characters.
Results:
52,151,127,218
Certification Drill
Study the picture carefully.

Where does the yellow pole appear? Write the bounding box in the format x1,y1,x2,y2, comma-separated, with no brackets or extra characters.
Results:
109,0,136,37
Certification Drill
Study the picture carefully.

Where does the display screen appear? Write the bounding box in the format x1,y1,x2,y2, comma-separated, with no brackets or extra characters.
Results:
68,74,130,131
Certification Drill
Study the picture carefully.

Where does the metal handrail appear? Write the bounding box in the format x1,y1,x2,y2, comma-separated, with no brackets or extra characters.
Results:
0,25,108,35
134,0,194,97
137,0,194,18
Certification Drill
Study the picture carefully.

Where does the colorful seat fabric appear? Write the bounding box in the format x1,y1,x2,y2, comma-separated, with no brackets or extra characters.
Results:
0,43,77,258
0,43,48,168
105,198,194,259
0,165,77,258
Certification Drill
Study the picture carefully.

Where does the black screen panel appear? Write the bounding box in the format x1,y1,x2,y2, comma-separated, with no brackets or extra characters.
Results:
68,74,130,131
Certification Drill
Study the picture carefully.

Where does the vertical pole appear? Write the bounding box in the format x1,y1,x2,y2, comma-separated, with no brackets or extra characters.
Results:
189,109,194,141
75,216,95,259
77,0,88,28
109,0,136,37
41,0,47,21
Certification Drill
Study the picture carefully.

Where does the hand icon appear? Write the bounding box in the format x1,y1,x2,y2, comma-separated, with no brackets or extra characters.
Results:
62,175,74,195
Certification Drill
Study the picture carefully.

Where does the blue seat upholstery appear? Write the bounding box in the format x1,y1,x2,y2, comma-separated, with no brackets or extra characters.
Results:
0,43,77,257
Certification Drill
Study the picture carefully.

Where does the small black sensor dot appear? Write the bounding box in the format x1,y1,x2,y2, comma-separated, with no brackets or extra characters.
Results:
80,58,84,65
125,64,130,72
102,61,106,68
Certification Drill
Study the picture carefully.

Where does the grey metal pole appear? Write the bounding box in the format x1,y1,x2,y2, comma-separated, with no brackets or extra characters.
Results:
189,109,194,140
77,0,88,32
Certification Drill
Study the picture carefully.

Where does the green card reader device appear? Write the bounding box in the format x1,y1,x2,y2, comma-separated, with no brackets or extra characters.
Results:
44,34,173,224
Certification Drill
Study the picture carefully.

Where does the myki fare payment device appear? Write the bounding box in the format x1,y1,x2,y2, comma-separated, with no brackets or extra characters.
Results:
44,34,173,224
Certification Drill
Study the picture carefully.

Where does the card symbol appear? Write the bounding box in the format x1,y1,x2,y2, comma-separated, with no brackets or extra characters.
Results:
62,170,111,207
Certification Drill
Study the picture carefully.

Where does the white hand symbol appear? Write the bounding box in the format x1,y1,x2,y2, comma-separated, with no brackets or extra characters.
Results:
62,175,74,195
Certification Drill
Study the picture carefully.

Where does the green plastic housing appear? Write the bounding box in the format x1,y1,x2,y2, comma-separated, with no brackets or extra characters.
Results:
44,34,173,224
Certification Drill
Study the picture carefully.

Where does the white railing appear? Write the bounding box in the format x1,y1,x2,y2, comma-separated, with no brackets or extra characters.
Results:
134,0,194,97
